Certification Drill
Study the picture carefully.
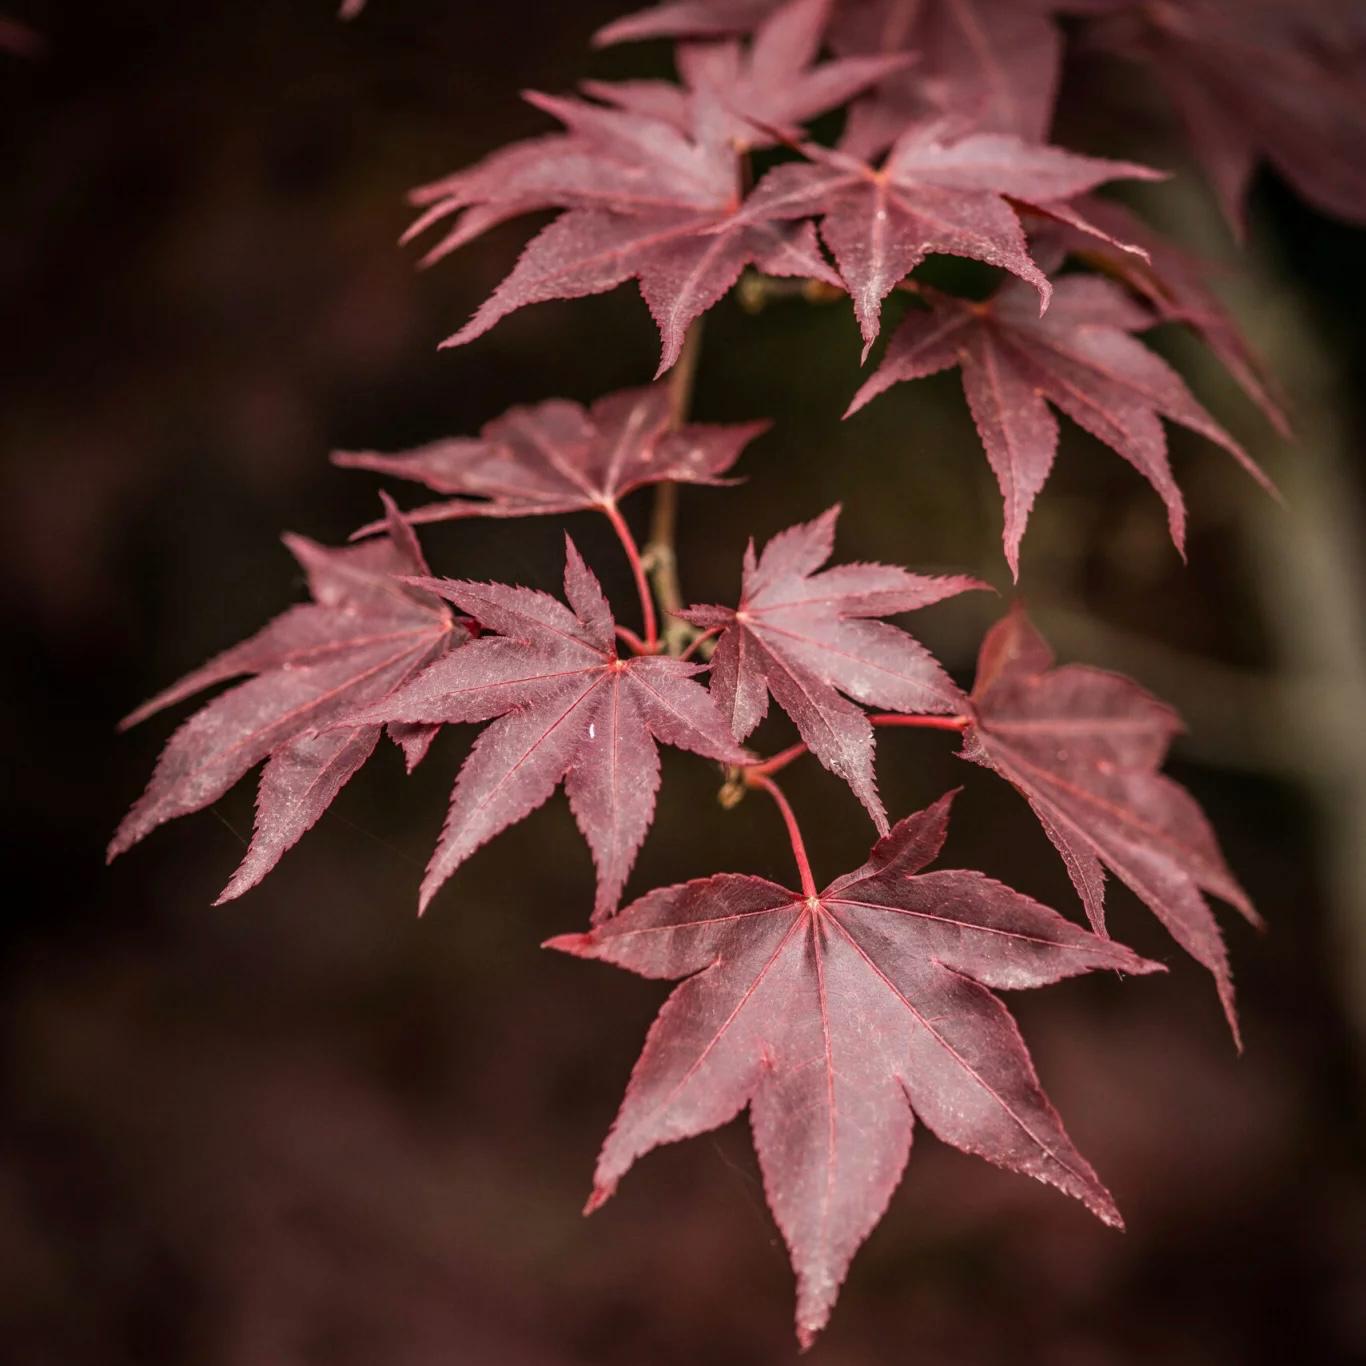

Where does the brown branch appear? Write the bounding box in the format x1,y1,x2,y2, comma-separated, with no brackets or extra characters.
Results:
645,320,705,655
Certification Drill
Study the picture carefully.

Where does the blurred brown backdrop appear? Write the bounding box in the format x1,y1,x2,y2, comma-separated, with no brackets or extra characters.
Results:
2,2,1364,1363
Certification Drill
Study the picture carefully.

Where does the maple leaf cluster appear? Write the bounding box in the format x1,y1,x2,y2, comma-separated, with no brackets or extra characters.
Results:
109,0,1357,1347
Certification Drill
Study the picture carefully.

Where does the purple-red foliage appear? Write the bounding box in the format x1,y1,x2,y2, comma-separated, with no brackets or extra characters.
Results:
109,0,1354,1344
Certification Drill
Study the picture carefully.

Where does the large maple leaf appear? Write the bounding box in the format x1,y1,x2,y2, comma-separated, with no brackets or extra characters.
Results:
848,274,1275,576
583,0,911,152
109,500,465,902
349,538,749,919
959,607,1259,1040
549,790,1160,1347
831,0,1069,153
335,385,766,531
1083,0,1366,230
405,88,840,374
738,125,1161,357
679,507,984,830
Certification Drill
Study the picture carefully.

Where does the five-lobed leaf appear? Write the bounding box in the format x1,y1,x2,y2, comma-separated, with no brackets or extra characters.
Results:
959,607,1260,1041
848,274,1275,576
335,385,767,532
549,790,1162,1347
584,0,913,152
109,499,465,902
349,538,750,920
739,123,1162,357
680,506,985,830
407,86,840,374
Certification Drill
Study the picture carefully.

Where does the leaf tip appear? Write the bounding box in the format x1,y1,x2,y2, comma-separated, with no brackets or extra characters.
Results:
583,1183,614,1215
543,931,594,956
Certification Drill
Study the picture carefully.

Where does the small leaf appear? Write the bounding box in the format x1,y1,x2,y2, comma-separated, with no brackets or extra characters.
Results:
681,506,985,829
336,385,767,532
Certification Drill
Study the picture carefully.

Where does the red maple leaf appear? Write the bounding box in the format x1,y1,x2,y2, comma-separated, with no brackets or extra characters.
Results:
739,124,1161,357
848,274,1275,576
1083,0,1366,230
549,789,1160,1347
109,500,465,902
831,0,1068,154
334,385,766,531
679,507,985,830
959,607,1260,1040
583,0,911,152
350,538,750,919
406,88,840,374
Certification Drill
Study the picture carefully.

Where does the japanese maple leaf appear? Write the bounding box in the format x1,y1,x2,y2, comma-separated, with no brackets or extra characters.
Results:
959,607,1260,1040
109,500,465,903
583,0,912,152
405,89,840,374
831,0,1069,154
679,507,984,830
1082,0,1366,230
349,538,749,919
1041,199,1290,434
594,0,782,46
335,385,766,532
848,274,1275,576
549,790,1160,1347
739,124,1161,357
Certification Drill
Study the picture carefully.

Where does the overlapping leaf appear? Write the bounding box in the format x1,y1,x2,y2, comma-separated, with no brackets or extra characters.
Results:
335,385,767,532
109,500,465,902
549,791,1160,1347
739,124,1161,357
1045,198,1290,433
584,0,911,152
349,538,749,919
848,274,1275,575
406,87,840,374
1082,0,1366,230
831,0,1069,154
959,607,1260,1039
680,507,984,829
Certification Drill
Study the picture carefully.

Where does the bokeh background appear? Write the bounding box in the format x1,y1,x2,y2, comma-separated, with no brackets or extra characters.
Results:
3,3,1365,1362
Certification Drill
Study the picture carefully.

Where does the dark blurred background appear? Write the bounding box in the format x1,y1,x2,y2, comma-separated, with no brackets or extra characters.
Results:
3,2,1365,1362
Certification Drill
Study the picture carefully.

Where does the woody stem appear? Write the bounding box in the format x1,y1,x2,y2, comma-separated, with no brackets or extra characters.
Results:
747,772,817,899
645,320,704,655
